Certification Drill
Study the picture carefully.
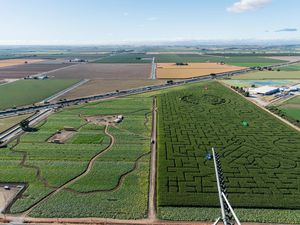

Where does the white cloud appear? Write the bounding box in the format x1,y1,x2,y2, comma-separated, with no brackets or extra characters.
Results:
227,0,272,13
275,28,298,32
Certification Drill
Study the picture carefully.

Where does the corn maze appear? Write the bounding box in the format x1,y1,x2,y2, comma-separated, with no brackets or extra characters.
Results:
157,81,300,209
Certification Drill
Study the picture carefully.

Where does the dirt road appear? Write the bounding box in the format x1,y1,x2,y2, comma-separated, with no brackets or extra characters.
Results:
148,97,157,221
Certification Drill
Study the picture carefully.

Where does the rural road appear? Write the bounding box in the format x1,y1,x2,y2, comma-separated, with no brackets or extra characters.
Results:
42,78,90,103
20,124,115,217
148,97,157,221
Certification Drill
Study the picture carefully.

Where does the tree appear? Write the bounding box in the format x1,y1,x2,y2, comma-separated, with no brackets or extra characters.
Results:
210,73,216,78
20,119,30,131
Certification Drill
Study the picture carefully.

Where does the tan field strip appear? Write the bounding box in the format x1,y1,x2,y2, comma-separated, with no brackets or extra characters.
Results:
58,79,164,100
0,59,47,68
156,63,245,79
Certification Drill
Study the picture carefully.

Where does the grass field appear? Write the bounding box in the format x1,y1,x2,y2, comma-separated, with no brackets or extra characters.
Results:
1,95,152,219
281,63,300,71
278,96,300,120
156,63,245,79
95,53,285,67
233,71,300,80
0,79,79,110
0,114,33,132
157,81,300,211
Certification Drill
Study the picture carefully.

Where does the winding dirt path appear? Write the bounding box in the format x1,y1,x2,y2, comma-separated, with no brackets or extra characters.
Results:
21,124,115,217
65,151,150,194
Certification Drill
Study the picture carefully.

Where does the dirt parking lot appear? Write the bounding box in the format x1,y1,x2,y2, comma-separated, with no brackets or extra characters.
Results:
0,186,21,213
0,58,47,68
48,63,152,79
0,63,73,79
57,79,163,100
156,62,245,79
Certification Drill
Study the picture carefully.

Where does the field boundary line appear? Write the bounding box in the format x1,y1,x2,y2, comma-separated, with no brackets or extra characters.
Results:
42,79,90,103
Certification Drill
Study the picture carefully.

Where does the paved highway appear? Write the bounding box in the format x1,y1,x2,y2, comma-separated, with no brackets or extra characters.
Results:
0,60,299,119
0,109,53,147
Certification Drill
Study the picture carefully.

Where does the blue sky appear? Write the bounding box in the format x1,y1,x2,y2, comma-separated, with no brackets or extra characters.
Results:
0,0,299,45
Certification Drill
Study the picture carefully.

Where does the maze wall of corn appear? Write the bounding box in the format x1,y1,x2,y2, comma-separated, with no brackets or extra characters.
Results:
157,81,300,209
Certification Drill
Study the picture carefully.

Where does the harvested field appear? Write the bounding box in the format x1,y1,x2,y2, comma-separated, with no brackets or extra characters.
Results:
156,63,245,79
0,59,47,68
47,128,77,144
0,63,73,79
58,79,163,99
48,63,152,79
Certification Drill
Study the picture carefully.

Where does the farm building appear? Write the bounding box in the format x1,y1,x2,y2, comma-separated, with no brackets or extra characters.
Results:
249,86,279,95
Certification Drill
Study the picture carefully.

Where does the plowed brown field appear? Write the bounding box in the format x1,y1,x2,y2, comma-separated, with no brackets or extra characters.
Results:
156,63,245,79
48,63,152,79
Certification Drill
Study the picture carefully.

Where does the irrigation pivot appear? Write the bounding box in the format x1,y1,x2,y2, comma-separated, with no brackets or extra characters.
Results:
212,147,241,225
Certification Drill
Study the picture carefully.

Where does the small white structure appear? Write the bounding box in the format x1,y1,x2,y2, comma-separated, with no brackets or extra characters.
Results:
113,115,124,123
287,86,299,92
249,86,279,95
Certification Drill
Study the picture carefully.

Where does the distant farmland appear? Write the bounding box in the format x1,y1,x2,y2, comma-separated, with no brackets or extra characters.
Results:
0,79,79,110
233,71,300,80
156,63,245,79
0,58,47,68
48,63,152,80
58,79,163,99
95,53,286,67
0,63,73,79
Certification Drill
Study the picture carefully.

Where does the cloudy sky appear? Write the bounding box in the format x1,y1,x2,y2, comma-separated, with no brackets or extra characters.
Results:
0,0,299,45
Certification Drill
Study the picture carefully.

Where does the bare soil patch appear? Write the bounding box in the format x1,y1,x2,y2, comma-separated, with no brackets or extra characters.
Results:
57,79,163,100
156,62,245,79
0,63,73,79
85,115,123,126
47,128,77,144
48,63,152,79
0,59,47,68
0,184,24,213
266,56,300,62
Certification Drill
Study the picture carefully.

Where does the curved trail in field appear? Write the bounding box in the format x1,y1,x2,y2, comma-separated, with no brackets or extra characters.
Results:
65,151,150,194
20,124,115,217
10,138,53,189
64,110,153,194
9,118,91,192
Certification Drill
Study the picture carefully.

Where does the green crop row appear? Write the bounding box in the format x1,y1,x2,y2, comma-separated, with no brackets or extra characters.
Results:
157,81,300,210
